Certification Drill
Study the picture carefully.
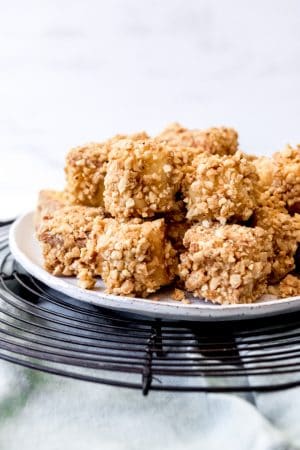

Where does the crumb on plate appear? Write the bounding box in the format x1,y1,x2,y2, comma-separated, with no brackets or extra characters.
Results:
171,288,186,301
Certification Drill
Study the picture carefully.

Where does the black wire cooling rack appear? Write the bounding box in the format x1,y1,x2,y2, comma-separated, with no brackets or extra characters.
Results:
2,221,300,395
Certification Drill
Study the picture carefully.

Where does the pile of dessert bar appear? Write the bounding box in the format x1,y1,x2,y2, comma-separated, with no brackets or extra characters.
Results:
36,123,300,304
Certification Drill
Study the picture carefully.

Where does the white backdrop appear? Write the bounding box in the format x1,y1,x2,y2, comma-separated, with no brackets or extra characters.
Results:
0,0,299,214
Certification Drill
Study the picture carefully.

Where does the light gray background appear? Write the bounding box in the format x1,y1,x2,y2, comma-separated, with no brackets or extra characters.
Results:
0,1,300,449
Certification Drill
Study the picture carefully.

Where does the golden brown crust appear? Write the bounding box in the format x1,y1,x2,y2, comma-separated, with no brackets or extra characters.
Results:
168,146,200,197
37,127,300,303
253,156,275,191
253,206,300,282
185,151,258,224
268,145,300,213
157,124,239,197
104,139,177,218
35,190,68,230
65,142,109,207
179,223,273,304
86,218,177,297
268,274,300,298
252,156,286,209
157,123,238,155
65,132,149,208
37,205,105,277
278,274,300,298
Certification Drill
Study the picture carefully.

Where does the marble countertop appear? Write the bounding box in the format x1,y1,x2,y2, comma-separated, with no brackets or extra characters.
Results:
1,1,300,449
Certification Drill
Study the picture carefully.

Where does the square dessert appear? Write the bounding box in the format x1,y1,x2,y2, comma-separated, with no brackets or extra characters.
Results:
104,139,177,218
179,223,273,304
65,132,149,208
157,124,239,197
86,217,177,297
37,205,105,279
65,142,109,207
185,151,258,223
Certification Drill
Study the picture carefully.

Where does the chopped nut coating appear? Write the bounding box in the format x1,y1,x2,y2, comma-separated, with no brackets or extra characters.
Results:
269,145,300,213
278,275,300,298
104,139,177,218
87,218,177,297
253,156,275,191
253,206,300,282
186,151,258,223
37,206,105,277
37,126,300,303
158,123,238,156
157,124,239,196
65,132,148,207
65,142,109,207
179,223,273,304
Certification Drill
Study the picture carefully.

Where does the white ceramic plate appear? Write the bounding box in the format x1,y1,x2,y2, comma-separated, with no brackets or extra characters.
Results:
8,211,300,321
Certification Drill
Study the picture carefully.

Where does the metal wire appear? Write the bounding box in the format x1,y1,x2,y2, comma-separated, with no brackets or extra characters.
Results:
1,222,300,394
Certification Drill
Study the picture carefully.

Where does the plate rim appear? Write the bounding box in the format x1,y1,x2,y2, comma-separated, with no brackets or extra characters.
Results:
8,211,300,321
